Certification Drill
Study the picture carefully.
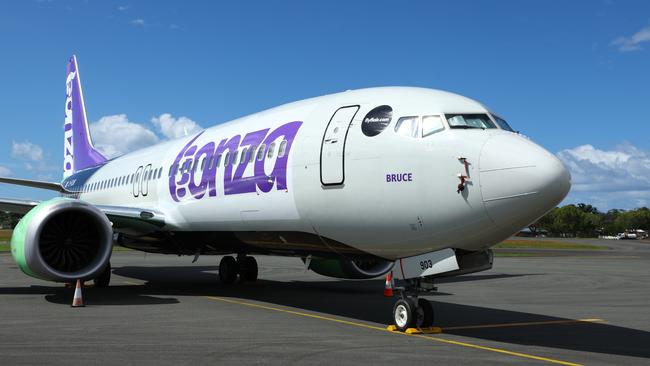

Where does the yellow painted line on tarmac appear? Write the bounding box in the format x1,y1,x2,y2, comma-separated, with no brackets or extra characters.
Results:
442,318,605,331
205,296,582,366
205,296,387,332
407,333,582,366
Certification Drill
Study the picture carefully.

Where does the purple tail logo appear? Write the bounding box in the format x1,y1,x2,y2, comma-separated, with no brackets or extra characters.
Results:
169,121,302,202
63,70,77,176
63,55,107,179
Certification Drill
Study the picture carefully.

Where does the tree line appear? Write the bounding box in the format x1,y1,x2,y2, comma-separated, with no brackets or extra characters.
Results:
0,211,22,230
530,204,650,238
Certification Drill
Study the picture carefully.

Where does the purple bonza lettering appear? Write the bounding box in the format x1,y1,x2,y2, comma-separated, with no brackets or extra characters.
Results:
217,134,241,195
169,121,303,201
188,142,216,199
169,131,205,202
227,128,269,195
254,121,301,193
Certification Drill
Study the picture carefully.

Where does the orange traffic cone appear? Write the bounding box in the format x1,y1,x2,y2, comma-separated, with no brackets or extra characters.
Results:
384,271,394,297
71,279,84,307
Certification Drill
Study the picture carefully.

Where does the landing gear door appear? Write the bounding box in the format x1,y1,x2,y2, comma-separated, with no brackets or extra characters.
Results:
320,106,359,185
394,248,459,280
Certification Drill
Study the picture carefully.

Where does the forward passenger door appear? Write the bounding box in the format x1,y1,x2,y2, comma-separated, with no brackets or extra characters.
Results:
320,106,359,185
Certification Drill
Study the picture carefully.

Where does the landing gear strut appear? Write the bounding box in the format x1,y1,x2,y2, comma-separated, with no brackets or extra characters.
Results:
219,255,258,284
93,261,111,288
392,278,435,332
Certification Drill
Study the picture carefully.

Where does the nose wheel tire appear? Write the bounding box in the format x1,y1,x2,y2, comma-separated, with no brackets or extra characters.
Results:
416,298,434,328
239,256,258,282
219,256,238,284
93,261,111,288
393,299,416,332
392,298,434,331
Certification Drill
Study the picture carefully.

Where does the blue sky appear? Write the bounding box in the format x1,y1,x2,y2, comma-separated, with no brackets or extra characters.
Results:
0,0,649,210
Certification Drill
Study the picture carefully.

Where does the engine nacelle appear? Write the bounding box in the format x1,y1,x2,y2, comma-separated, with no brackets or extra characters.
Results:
308,257,394,279
11,198,113,282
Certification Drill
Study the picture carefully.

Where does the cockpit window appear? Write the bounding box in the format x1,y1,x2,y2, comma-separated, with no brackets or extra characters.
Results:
394,116,420,138
492,115,515,132
446,114,496,129
422,115,445,137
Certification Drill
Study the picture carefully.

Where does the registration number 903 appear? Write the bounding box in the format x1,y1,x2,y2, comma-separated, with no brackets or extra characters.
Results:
420,259,433,270
395,248,459,280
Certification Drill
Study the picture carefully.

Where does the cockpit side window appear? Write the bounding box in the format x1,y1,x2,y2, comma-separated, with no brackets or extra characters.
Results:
394,116,420,138
422,115,445,137
492,115,515,132
446,114,496,129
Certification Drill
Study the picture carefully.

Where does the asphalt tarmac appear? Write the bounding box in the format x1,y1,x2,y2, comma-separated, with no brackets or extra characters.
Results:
0,238,649,366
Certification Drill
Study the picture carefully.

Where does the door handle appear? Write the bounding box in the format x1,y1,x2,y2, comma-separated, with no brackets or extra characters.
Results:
324,138,338,144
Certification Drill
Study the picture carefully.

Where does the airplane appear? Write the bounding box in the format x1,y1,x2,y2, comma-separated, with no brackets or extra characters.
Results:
0,56,570,331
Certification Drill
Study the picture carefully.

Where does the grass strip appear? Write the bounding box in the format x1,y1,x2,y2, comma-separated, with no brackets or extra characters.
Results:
496,240,606,250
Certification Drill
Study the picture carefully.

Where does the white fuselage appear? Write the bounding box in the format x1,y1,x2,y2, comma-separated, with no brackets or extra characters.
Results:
63,87,570,260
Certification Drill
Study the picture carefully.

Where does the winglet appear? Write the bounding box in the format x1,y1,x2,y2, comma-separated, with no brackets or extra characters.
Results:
63,55,107,179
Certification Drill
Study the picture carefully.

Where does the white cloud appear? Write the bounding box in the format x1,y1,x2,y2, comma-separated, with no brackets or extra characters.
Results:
0,166,11,176
11,141,44,161
151,113,203,139
130,18,145,26
117,5,129,11
611,26,650,52
89,114,159,158
557,143,650,209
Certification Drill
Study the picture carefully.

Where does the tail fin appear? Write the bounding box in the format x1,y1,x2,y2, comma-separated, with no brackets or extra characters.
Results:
63,55,107,179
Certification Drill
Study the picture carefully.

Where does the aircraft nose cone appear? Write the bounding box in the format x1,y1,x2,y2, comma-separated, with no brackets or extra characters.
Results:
479,134,571,229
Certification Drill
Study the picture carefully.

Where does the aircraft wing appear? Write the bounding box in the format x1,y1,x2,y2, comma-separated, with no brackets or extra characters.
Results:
0,197,41,214
0,197,166,230
0,177,68,193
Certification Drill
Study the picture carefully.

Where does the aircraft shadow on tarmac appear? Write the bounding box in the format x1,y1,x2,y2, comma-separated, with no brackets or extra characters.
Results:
1,264,647,360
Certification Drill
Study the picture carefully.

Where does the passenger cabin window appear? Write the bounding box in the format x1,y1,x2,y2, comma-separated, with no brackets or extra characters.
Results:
446,114,496,129
249,145,257,163
422,115,445,137
241,148,248,164
395,116,420,138
257,145,266,161
278,140,287,158
267,142,276,159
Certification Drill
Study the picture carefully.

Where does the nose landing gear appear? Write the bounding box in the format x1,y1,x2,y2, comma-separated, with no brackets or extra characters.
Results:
391,278,437,332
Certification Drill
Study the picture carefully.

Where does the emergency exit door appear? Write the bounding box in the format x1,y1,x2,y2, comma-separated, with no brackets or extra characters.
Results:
320,106,359,185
